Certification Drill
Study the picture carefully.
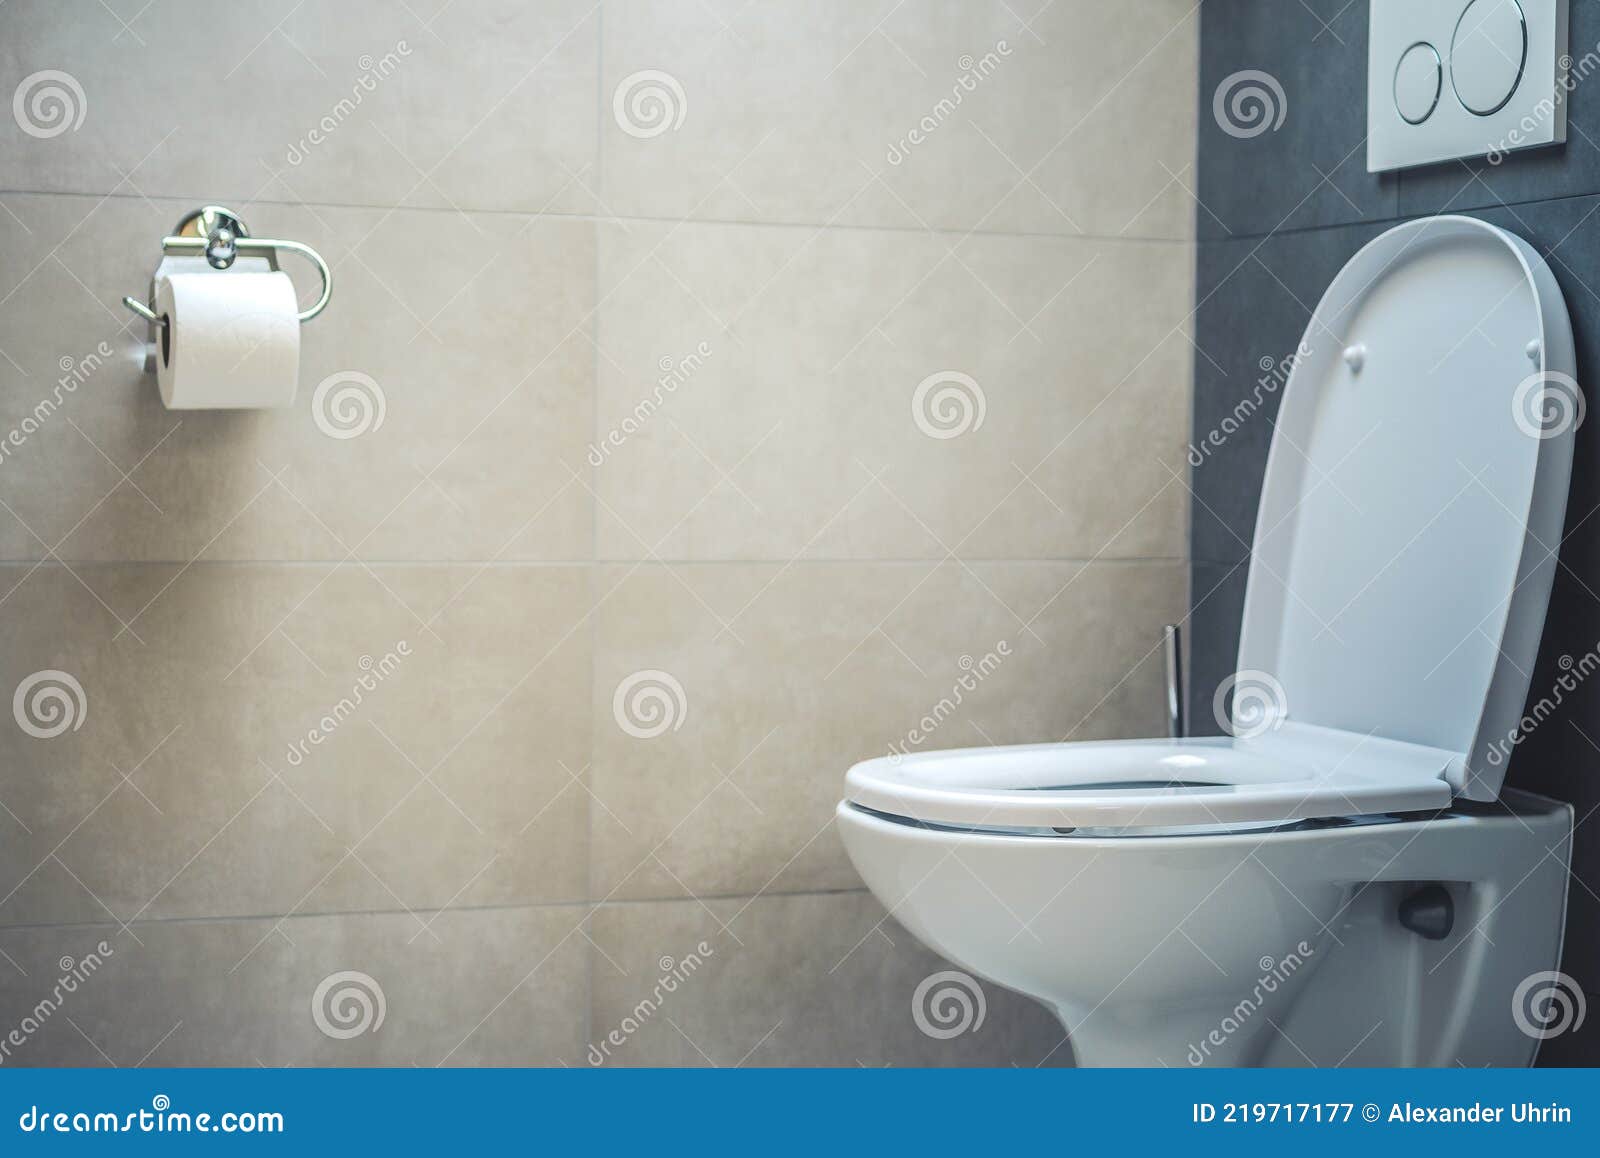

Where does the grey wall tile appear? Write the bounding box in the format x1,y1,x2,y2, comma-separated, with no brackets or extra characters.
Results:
0,0,1201,1070
1449,198,1600,1043
0,195,594,562
1186,560,1247,738
1191,221,1383,564
0,0,598,214
0,562,592,926
1198,0,1397,238
587,891,1069,1066
591,560,1185,901
596,220,1191,561
0,905,589,1065
600,0,1197,237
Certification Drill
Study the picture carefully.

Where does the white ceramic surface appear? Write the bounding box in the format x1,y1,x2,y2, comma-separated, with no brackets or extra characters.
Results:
846,722,1455,831
838,790,1570,1066
1238,215,1575,803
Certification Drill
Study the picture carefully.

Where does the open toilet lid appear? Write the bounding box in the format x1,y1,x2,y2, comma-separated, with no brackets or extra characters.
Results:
1236,215,1576,803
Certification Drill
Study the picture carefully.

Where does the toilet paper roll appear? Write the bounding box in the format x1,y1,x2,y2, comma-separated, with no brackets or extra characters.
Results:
154,271,301,409
140,256,274,375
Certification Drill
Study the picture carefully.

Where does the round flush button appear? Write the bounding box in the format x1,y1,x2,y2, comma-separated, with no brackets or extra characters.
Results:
1450,0,1528,116
1394,42,1443,124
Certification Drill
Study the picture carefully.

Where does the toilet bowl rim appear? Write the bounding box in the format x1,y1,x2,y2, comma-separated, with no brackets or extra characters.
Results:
836,788,1562,846
838,797,1436,840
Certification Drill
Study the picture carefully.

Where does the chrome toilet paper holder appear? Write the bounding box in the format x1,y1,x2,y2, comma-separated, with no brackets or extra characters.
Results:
121,205,332,327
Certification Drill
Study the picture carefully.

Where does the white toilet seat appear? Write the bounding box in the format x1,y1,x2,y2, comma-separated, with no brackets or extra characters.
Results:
845,722,1456,832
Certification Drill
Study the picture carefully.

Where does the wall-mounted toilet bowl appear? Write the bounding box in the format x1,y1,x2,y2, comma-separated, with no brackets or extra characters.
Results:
838,215,1580,1066
839,761,1570,1066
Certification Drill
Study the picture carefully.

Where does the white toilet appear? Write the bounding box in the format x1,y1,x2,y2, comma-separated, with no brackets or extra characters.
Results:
837,215,1581,1067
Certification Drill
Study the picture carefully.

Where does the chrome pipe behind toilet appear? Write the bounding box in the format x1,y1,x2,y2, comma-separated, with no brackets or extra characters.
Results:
1163,624,1185,739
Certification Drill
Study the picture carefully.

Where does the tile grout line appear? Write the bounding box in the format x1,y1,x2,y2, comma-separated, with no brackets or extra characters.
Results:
1194,181,1600,247
585,0,606,1061
0,557,1191,568
0,886,877,936
0,186,1200,247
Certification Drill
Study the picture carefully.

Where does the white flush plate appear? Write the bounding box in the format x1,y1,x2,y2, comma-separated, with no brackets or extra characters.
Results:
1368,0,1569,172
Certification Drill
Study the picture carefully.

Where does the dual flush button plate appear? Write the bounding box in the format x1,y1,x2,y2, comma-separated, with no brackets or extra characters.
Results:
1368,0,1569,172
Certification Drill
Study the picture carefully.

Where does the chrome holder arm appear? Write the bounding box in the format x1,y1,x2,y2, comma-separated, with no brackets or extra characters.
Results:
122,295,161,324
120,206,332,327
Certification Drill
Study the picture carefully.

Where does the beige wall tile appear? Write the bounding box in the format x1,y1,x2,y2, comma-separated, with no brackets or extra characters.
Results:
591,560,1186,900
588,891,1070,1066
0,0,598,214
0,905,589,1065
0,195,593,562
601,0,1197,237
596,219,1191,561
0,562,592,926
0,0,1196,1071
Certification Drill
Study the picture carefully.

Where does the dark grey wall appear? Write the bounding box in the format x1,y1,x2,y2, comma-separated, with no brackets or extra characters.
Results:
1193,0,1600,1065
